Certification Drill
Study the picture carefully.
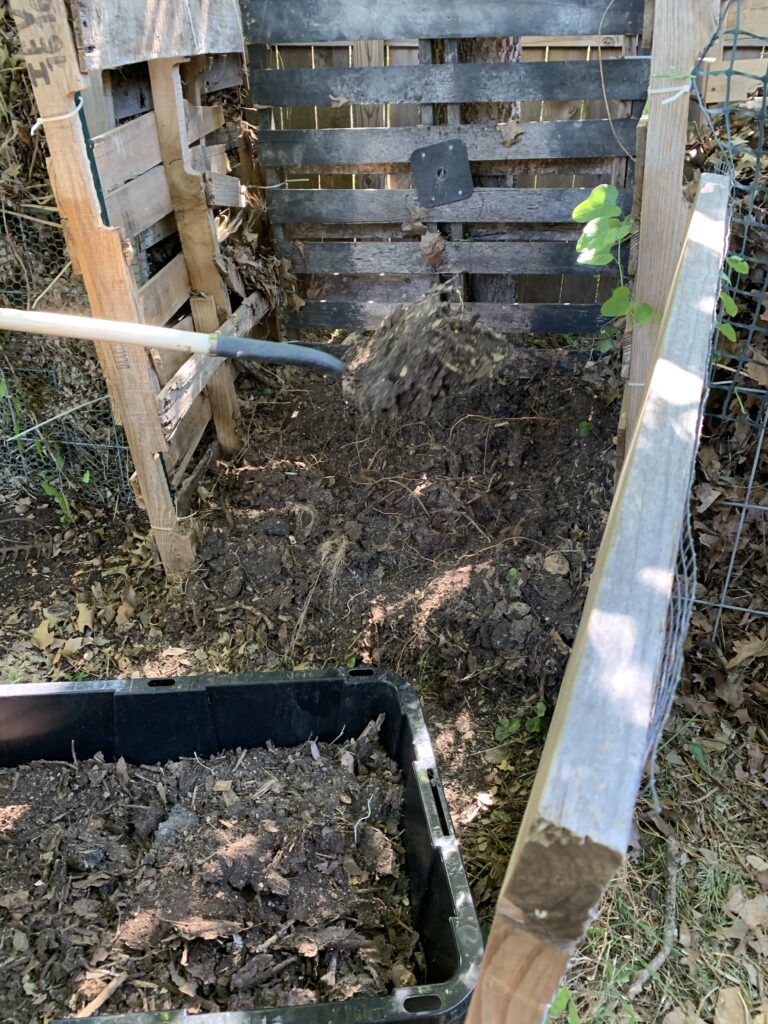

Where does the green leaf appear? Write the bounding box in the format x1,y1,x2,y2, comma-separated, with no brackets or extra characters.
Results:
726,255,749,274
687,741,709,772
506,567,519,581
567,1000,581,1024
0,377,6,400
534,700,547,717
40,479,57,499
548,987,571,1017
577,248,614,266
345,656,356,668
596,335,615,354
571,184,620,223
82,470,90,484
600,286,632,318
716,321,737,343
720,291,738,317
578,420,593,438
633,302,657,325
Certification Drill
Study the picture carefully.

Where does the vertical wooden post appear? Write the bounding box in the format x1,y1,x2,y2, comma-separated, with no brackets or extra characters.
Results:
625,0,718,440
351,40,386,189
11,0,196,577
148,57,241,457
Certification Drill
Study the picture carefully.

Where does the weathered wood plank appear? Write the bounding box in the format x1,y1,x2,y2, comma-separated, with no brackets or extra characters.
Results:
467,175,731,1024
251,58,649,107
277,239,621,276
70,0,244,72
241,0,644,45
268,186,632,225
165,391,212,481
260,119,638,168
286,300,608,334
204,172,248,208
92,102,224,194
104,164,173,239
627,0,718,439
138,252,191,326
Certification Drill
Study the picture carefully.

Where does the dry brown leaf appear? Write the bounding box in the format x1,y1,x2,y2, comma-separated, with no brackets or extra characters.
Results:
497,117,525,147
12,930,28,952
715,678,745,708
419,230,445,269
168,917,240,941
739,893,768,930
695,481,723,513
76,602,94,632
663,1005,705,1024
715,987,750,1024
543,551,570,576
31,618,53,650
727,634,768,668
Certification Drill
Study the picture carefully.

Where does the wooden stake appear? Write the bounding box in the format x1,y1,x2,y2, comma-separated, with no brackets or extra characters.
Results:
625,0,717,440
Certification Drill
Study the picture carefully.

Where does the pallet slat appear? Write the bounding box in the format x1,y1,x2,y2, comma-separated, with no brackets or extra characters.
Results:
286,300,608,334
261,119,638,168
241,0,644,44
251,58,650,107
70,0,245,71
138,252,191,326
276,239,621,276
158,292,271,433
92,102,224,194
267,186,633,224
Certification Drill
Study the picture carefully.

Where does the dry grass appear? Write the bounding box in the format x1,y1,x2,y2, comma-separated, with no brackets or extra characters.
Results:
549,680,768,1024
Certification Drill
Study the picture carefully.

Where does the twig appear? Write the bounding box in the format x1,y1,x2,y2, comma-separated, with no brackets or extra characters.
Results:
353,794,374,845
32,259,72,309
598,0,637,164
627,835,680,999
73,972,128,1018
5,394,109,441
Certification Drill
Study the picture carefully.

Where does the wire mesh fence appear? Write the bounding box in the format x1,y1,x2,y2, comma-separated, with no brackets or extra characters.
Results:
646,0,767,785
695,0,768,635
0,13,134,509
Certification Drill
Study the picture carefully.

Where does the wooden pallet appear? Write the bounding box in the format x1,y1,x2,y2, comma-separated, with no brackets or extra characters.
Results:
11,0,268,576
241,0,649,335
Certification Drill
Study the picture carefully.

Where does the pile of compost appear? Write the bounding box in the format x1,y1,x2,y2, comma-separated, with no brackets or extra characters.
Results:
0,718,418,1020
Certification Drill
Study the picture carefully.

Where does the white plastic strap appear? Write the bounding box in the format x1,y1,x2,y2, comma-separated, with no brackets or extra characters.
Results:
31,96,84,137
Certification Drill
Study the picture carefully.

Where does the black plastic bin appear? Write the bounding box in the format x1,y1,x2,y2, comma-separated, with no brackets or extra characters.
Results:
0,668,483,1024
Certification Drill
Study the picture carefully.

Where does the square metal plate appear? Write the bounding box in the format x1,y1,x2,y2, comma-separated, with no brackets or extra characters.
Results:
410,139,473,208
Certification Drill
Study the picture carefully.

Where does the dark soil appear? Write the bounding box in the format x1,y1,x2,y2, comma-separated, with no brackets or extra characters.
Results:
0,345,620,930
0,719,415,1021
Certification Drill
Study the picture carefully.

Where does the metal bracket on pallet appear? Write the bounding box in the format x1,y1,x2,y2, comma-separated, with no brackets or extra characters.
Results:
410,139,473,208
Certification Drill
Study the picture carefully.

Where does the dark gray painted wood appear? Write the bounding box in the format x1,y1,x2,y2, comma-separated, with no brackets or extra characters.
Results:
260,119,638,167
250,59,650,107
285,300,608,334
241,0,644,45
276,239,619,276
268,186,633,224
